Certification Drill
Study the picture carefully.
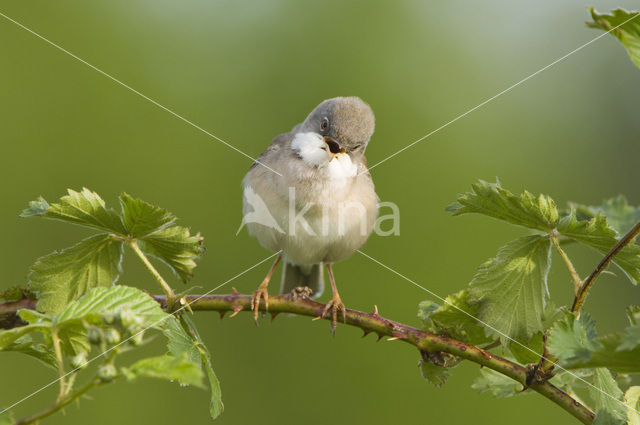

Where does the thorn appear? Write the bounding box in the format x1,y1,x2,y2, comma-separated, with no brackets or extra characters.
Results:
376,333,384,342
180,297,194,314
270,312,279,323
231,287,239,295
219,311,226,321
362,329,371,338
229,305,242,318
372,305,380,317
312,316,322,321
391,331,406,340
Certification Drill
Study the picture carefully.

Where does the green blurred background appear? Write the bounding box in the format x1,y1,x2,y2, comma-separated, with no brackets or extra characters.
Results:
1,1,639,423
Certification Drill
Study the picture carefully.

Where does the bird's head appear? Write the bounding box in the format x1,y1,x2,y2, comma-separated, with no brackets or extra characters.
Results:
298,96,375,163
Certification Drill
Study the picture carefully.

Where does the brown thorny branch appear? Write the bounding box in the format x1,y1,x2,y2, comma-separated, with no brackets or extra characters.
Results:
1,290,594,424
4,220,640,425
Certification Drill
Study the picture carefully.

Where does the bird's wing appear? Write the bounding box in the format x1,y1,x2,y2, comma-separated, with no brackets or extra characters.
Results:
247,127,298,173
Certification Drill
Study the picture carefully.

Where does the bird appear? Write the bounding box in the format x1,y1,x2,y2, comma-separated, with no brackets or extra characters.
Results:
241,96,378,333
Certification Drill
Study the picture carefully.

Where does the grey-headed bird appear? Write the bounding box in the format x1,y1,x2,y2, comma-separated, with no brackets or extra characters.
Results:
241,96,378,332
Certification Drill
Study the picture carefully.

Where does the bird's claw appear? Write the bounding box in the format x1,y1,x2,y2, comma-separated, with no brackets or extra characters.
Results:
250,283,269,323
321,296,346,335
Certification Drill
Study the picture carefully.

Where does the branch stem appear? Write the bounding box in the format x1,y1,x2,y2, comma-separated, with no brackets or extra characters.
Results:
159,292,594,424
14,379,99,425
50,328,66,400
129,240,177,309
1,292,595,424
571,220,640,314
550,233,582,295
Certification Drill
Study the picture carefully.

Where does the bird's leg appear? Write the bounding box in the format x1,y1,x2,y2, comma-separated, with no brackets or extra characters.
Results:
250,255,282,322
321,263,346,334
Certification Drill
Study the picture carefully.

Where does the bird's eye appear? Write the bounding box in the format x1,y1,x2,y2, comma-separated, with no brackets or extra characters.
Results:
320,118,329,131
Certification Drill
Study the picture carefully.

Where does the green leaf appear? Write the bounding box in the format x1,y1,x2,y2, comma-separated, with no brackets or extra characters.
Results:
0,286,31,303
471,368,524,398
625,386,640,425
548,311,599,364
468,235,552,344
53,286,170,357
571,196,640,235
418,291,492,345
21,188,125,234
163,316,202,365
558,211,640,284
447,180,559,232
55,286,166,326
419,360,449,387
508,332,544,364
0,323,50,350
594,410,625,425
549,311,640,373
588,368,626,423
122,354,204,387
119,193,176,238
28,234,124,314
138,226,204,283
588,8,640,70
619,307,640,351
179,315,223,419
1,335,57,369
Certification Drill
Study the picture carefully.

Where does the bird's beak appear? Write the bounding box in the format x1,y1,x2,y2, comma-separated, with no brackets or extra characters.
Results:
323,136,345,158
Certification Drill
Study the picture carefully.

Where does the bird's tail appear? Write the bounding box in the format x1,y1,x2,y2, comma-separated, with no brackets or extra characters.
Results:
279,258,324,299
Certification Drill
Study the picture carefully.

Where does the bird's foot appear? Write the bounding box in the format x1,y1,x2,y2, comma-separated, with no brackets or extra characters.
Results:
320,295,346,335
250,282,269,323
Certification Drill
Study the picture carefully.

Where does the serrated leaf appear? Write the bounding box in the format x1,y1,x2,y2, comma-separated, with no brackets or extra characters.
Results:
138,226,204,283
468,235,552,344
548,311,600,364
21,188,126,234
588,368,626,423
625,386,640,425
119,193,176,238
179,315,223,419
571,196,640,235
163,316,202,365
28,234,124,314
447,180,559,232
558,211,640,284
53,286,171,357
2,335,57,369
419,360,449,387
471,368,524,398
55,286,166,326
588,8,640,70
122,354,203,387
418,291,492,345
549,311,640,373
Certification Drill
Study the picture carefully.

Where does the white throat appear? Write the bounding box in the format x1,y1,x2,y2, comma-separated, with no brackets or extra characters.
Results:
291,132,357,178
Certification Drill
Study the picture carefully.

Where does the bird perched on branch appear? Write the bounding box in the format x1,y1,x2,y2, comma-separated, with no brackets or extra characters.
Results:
241,96,378,333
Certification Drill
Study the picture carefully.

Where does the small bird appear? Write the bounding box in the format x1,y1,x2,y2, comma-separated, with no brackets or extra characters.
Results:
241,96,378,332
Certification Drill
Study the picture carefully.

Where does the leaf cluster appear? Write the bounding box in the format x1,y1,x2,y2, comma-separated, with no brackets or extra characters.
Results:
1,188,221,423
418,179,640,424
